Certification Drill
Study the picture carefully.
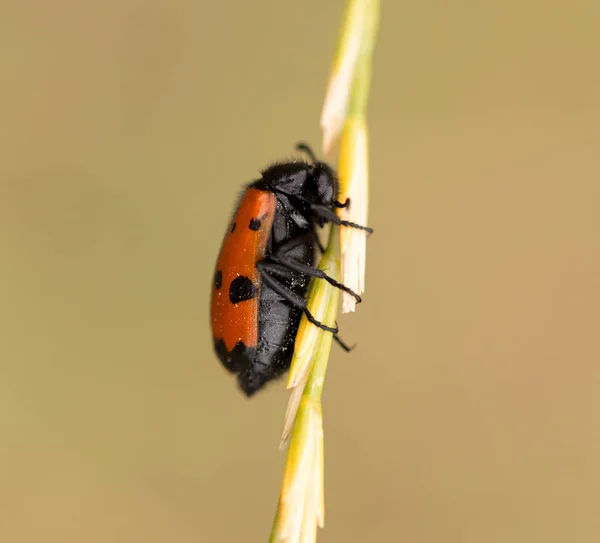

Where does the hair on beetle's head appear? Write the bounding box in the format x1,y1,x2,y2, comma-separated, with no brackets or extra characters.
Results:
261,160,337,206
306,161,336,206
294,142,337,206
261,162,311,195
259,143,338,216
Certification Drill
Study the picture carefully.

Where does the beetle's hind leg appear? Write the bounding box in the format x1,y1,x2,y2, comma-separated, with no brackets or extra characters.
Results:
257,261,338,334
257,260,355,350
272,234,362,304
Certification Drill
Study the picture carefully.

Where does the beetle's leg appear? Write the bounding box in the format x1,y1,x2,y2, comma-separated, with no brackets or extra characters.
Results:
310,204,374,234
312,229,326,254
333,198,351,209
333,334,355,352
272,233,362,304
257,261,338,334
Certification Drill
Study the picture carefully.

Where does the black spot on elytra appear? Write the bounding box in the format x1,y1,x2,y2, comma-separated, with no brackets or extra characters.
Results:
249,218,261,231
213,338,255,374
214,270,223,289
229,276,256,304
230,222,236,233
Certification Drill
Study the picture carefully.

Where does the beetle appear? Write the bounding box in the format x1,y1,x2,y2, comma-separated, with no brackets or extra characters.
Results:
210,143,372,396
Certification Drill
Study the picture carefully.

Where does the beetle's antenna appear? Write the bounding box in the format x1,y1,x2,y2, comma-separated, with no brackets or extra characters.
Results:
295,142,318,164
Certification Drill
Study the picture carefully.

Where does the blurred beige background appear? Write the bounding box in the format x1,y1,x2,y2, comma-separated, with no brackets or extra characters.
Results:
1,1,599,542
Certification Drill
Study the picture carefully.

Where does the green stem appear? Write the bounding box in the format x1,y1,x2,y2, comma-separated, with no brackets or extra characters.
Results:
348,0,380,118
268,2,380,541
302,228,340,401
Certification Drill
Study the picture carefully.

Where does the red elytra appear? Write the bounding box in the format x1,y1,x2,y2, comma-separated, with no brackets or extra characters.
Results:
211,187,276,352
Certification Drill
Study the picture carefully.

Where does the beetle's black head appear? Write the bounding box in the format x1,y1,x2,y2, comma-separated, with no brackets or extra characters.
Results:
261,160,337,207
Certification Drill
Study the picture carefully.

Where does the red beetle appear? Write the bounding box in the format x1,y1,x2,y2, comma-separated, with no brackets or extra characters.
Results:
211,143,372,395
